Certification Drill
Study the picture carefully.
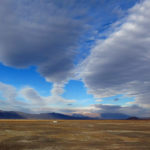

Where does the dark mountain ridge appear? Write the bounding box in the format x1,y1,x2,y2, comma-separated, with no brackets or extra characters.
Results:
0,110,93,120
0,110,143,120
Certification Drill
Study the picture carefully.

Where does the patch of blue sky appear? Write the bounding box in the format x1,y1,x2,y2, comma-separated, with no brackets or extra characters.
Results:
62,80,95,106
0,63,52,97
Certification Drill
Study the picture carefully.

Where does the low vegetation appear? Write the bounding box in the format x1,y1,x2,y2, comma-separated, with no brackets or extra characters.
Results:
0,120,150,150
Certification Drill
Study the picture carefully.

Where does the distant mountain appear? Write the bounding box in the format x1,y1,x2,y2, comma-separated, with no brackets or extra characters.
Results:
0,110,143,120
72,113,95,120
0,111,25,119
0,110,94,120
100,113,130,120
127,116,140,120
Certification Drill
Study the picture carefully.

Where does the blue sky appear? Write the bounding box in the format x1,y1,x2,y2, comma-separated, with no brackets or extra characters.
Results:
0,0,150,117
0,63,52,95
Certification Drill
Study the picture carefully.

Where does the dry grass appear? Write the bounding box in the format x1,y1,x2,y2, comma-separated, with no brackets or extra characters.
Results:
0,120,150,150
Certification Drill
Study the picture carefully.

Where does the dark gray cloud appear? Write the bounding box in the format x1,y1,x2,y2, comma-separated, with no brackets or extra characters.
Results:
93,104,150,118
80,0,150,107
0,0,84,84
52,103,150,118
0,0,136,84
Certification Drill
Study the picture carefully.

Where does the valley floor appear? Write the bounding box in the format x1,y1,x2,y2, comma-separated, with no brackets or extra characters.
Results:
0,120,150,150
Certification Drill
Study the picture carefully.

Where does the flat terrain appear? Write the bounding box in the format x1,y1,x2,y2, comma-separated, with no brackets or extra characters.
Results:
0,120,150,150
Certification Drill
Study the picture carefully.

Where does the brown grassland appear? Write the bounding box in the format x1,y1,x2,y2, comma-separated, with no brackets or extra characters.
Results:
0,120,150,150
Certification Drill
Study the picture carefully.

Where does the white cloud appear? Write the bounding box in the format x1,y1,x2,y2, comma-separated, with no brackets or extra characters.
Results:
0,82,17,101
95,99,103,102
80,0,150,107
0,82,29,112
20,87,45,105
51,83,65,96
0,82,75,113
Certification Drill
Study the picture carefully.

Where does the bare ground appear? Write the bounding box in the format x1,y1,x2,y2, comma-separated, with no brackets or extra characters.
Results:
0,120,150,150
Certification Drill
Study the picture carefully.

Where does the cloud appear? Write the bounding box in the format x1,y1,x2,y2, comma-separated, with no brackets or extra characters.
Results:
0,0,85,84
20,86,76,109
20,87,45,105
0,82,29,112
0,82,17,101
80,0,150,107
53,103,150,118
93,104,150,118
0,0,128,97
51,83,65,96
0,82,75,113
0,0,145,115
95,99,103,102
0,0,135,84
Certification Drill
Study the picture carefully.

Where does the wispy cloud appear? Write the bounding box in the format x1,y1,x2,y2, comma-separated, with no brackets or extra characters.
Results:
0,82,75,113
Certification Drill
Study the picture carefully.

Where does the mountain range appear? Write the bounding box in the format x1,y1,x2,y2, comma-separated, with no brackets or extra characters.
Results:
0,110,92,120
0,110,143,120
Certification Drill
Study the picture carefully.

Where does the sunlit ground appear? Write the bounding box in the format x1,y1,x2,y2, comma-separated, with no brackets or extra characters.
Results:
0,120,150,150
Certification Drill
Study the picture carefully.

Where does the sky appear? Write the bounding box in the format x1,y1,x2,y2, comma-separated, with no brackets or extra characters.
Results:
0,0,150,117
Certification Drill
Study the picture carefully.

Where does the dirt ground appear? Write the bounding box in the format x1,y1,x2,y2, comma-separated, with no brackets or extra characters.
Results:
0,120,150,150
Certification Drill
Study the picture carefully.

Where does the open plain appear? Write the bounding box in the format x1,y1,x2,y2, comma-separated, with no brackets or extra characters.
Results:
0,120,150,150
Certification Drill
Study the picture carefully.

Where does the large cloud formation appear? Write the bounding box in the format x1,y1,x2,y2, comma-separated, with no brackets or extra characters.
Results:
0,0,135,83
80,0,150,107
0,0,85,84
0,0,129,97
